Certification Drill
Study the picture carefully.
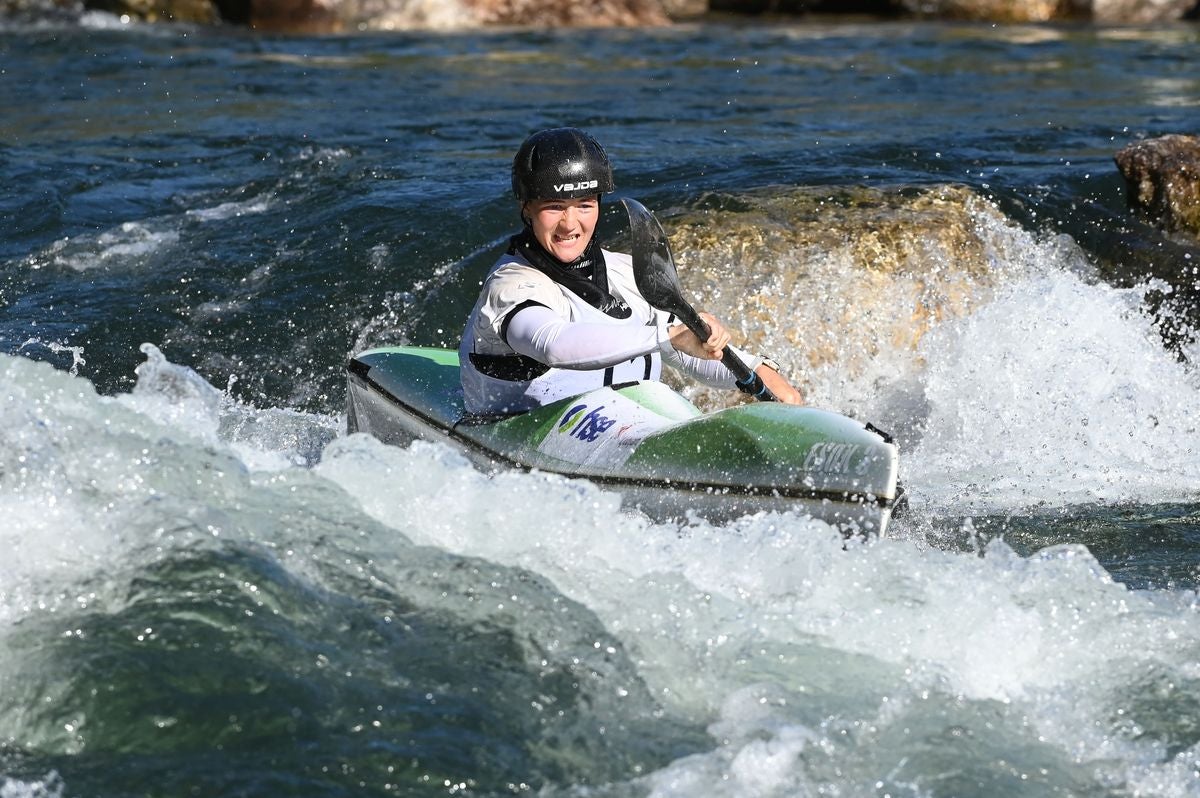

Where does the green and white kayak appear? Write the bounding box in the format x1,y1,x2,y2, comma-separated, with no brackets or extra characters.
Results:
346,346,902,536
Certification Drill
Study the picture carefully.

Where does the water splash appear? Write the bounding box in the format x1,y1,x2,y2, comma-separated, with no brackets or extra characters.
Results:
321,432,1200,797
17,339,85,375
2,345,1198,795
0,772,63,798
24,222,180,273
908,270,1200,513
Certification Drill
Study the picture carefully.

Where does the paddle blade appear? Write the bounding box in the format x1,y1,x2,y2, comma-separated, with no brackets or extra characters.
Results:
621,197,696,325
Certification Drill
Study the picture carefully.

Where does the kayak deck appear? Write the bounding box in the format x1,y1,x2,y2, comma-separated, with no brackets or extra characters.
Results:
346,346,901,535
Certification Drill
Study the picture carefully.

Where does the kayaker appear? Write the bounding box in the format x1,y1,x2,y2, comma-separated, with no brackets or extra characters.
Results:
459,126,803,415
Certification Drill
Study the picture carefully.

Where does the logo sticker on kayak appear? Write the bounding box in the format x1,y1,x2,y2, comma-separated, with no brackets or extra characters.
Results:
537,388,665,469
558,403,617,442
803,441,864,475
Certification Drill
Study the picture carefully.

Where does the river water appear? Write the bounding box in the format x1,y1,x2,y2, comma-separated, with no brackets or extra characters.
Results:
2,13,1200,798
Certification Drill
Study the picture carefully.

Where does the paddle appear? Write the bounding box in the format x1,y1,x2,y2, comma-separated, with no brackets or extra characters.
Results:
622,197,777,402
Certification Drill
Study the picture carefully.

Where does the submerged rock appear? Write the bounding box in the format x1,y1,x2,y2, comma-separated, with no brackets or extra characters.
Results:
1115,135,1200,239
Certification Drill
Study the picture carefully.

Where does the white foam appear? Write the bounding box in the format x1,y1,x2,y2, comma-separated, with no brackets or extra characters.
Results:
28,222,179,272
908,270,1200,512
1,319,1197,795
184,197,271,222
16,339,86,375
123,344,340,470
27,191,272,274
0,772,63,798
0,346,339,625
0,355,164,621
78,10,135,29
316,428,1200,795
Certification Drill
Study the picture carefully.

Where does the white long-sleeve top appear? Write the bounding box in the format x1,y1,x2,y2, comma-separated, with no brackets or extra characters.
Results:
458,247,759,414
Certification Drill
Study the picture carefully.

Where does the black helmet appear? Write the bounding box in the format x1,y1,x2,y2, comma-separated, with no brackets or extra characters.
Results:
511,127,615,201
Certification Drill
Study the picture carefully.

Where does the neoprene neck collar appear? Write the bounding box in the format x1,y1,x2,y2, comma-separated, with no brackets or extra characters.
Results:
507,228,631,319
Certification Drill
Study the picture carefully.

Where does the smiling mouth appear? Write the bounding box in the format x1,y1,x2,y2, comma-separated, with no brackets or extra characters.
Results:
553,233,581,244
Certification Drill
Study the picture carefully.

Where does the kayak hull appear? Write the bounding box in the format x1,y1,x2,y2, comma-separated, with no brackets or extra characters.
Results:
346,346,901,535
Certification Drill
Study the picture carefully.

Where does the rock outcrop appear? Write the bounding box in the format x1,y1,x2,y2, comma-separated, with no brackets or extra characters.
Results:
1089,0,1198,23
245,0,336,30
711,0,1200,22
633,184,1035,411
77,0,671,30
67,0,1200,30
461,0,669,27
896,0,1061,21
902,0,1199,20
1115,135,1200,239
272,0,670,31
84,0,218,22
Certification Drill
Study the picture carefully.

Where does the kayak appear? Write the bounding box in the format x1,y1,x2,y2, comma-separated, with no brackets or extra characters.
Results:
345,345,903,536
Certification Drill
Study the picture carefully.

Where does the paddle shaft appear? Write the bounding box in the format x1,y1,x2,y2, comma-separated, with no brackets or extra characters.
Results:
621,196,777,402
676,308,778,402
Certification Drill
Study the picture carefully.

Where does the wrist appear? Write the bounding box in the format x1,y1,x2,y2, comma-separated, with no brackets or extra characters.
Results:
657,321,680,356
757,357,783,375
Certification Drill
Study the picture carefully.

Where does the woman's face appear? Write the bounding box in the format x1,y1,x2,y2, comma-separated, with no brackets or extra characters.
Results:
525,196,599,263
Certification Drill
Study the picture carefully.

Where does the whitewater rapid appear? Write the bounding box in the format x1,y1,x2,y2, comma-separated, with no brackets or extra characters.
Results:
3,240,1199,795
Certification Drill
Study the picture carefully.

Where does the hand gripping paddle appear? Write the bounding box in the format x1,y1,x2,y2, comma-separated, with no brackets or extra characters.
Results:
622,197,776,401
